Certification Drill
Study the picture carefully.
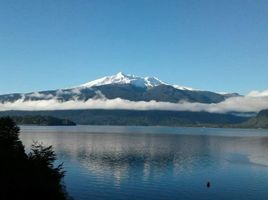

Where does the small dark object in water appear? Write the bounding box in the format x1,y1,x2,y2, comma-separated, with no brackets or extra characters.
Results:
207,181,211,188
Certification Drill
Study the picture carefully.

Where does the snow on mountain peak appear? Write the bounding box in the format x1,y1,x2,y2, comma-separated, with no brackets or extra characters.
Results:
172,85,195,91
79,72,166,88
77,72,197,91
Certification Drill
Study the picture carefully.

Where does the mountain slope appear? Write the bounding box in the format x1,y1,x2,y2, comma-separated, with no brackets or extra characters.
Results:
12,115,76,126
0,72,232,105
79,72,165,88
0,109,249,126
241,109,268,128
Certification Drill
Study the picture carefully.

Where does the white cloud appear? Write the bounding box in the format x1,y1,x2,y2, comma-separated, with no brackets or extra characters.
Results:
28,92,54,99
247,90,268,97
0,90,268,113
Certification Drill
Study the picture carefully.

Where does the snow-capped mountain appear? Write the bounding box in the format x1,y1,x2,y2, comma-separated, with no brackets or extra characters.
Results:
172,85,195,91
0,72,236,105
79,72,166,88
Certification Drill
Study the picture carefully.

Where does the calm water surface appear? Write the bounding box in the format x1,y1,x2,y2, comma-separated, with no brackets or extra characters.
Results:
20,126,268,200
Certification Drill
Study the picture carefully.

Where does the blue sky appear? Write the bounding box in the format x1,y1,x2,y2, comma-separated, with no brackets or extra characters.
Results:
0,0,267,95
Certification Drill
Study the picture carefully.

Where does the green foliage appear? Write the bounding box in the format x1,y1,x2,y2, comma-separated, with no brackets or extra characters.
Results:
0,109,249,127
0,116,20,145
29,143,58,168
28,142,65,182
240,109,268,129
0,117,69,200
12,115,76,126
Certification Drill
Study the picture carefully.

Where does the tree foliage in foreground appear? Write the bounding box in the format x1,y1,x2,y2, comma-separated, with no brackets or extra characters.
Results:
0,117,70,200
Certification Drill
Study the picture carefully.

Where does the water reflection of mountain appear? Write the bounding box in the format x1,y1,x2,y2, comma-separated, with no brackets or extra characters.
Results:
20,127,268,185
70,134,214,185
19,127,268,200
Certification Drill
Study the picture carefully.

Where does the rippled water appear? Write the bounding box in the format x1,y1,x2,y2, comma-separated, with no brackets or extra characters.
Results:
20,126,268,200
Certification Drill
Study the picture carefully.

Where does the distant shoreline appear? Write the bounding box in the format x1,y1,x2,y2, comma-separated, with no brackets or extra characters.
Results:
19,123,266,130
11,115,76,126
1,109,267,129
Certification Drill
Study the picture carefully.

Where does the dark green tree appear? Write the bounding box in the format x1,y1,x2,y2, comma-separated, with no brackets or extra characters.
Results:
0,117,70,200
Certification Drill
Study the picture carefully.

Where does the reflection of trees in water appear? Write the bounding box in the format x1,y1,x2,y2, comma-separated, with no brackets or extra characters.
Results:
74,135,268,183
72,134,218,183
20,129,268,186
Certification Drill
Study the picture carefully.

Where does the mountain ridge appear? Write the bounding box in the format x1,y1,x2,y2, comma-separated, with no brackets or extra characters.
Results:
0,72,237,106
78,72,167,89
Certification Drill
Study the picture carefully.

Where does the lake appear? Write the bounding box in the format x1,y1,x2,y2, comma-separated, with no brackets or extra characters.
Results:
20,126,268,200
